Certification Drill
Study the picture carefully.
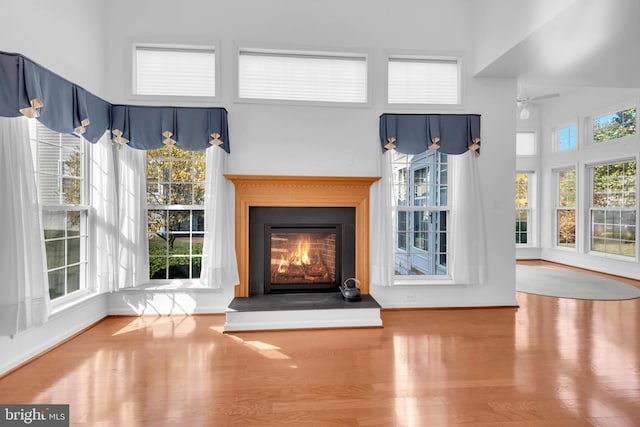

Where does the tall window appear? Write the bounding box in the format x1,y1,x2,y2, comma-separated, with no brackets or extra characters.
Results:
558,124,577,150
30,121,88,300
556,167,576,248
133,44,216,97
237,48,368,104
146,146,206,280
515,173,531,245
592,107,637,144
392,151,448,277
387,56,460,105
590,160,637,258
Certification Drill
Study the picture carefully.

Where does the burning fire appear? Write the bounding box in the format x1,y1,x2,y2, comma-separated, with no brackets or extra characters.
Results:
277,237,311,273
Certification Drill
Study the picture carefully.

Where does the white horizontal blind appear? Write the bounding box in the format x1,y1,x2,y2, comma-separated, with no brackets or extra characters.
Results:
238,50,368,103
135,46,215,97
388,57,459,105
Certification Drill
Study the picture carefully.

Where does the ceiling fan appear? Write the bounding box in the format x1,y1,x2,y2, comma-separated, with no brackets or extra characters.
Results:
517,92,560,119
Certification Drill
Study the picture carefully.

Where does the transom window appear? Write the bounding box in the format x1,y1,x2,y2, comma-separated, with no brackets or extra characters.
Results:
387,56,460,105
133,44,216,97
237,48,368,104
558,124,577,150
589,160,636,258
392,150,448,277
556,167,576,248
146,146,206,280
592,107,637,144
29,120,88,300
516,132,536,156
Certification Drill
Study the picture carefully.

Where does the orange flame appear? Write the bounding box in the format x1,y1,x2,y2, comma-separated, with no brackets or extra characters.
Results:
290,238,311,265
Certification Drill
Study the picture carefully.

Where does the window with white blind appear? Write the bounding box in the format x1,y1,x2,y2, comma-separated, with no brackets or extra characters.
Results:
133,44,217,98
387,56,460,105
237,48,368,104
516,132,536,156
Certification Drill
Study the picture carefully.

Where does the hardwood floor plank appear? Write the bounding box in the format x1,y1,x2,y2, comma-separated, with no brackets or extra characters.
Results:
1,282,639,426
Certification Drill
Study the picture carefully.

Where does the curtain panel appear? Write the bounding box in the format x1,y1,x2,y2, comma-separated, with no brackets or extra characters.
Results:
0,51,230,152
0,117,50,336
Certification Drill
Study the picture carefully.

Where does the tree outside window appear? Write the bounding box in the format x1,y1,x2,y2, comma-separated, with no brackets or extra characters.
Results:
146,145,206,280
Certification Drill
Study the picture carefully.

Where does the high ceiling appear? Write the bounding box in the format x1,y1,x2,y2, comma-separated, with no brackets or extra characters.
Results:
475,0,640,96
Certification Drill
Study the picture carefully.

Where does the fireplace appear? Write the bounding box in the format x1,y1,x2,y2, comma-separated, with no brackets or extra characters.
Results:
225,175,379,297
249,207,355,295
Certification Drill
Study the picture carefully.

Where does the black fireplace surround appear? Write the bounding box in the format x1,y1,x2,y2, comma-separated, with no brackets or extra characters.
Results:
249,207,356,295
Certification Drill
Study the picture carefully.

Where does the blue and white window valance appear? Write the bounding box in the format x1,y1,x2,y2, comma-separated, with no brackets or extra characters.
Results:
379,113,480,156
0,51,229,152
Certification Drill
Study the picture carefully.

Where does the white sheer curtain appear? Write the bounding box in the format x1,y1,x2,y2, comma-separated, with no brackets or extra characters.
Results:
117,145,149,288
450,151,487,285
200,147,239,289
90,134,119,293
369,151,395,287
0,117,50,336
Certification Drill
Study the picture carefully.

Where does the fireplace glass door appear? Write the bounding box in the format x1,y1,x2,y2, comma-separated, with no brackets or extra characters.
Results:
266,227,339,293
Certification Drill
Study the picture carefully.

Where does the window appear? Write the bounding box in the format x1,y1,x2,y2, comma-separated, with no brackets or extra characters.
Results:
392,151,448,277
515,172,532,245
146,146,206,280
556,167,576,248
133,45,216,97
558,124,577,150
592,107,637,144
516,132,536,156
589,160,637,258
30,121,88,300
387,56,460,105
237,48,368,104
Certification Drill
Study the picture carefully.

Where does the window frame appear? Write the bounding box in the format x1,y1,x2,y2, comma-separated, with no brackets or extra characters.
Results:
130,42,220,103
146,145,207,283
29,120,90,304
515,171,534,246
554,166,578,250
587,158,638,261
553,122,578,152
392,150,450,285
586,101,638,147
234,43,372,107
385,50,464,109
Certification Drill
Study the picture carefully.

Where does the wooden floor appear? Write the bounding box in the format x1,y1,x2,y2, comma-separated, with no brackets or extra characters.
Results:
1,264,639,426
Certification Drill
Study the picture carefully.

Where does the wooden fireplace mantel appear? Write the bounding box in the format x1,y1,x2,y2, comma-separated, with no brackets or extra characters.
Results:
225,175,380,297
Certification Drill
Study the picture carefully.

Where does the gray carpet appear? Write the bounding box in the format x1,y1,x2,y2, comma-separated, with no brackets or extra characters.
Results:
516,265,640,300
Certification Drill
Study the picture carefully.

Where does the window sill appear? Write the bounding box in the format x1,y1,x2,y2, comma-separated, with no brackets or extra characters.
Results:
133,280,223,292
50,289,100,316
393,277,454,286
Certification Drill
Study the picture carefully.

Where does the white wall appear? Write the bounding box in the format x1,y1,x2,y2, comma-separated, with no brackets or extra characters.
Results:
0,0,108,98
0,0,519,374
539,87,640,279
470,0,577,75
102,0,517,308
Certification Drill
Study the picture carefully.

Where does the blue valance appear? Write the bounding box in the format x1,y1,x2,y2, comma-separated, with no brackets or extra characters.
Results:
0,51,230,152
379,113,481,156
